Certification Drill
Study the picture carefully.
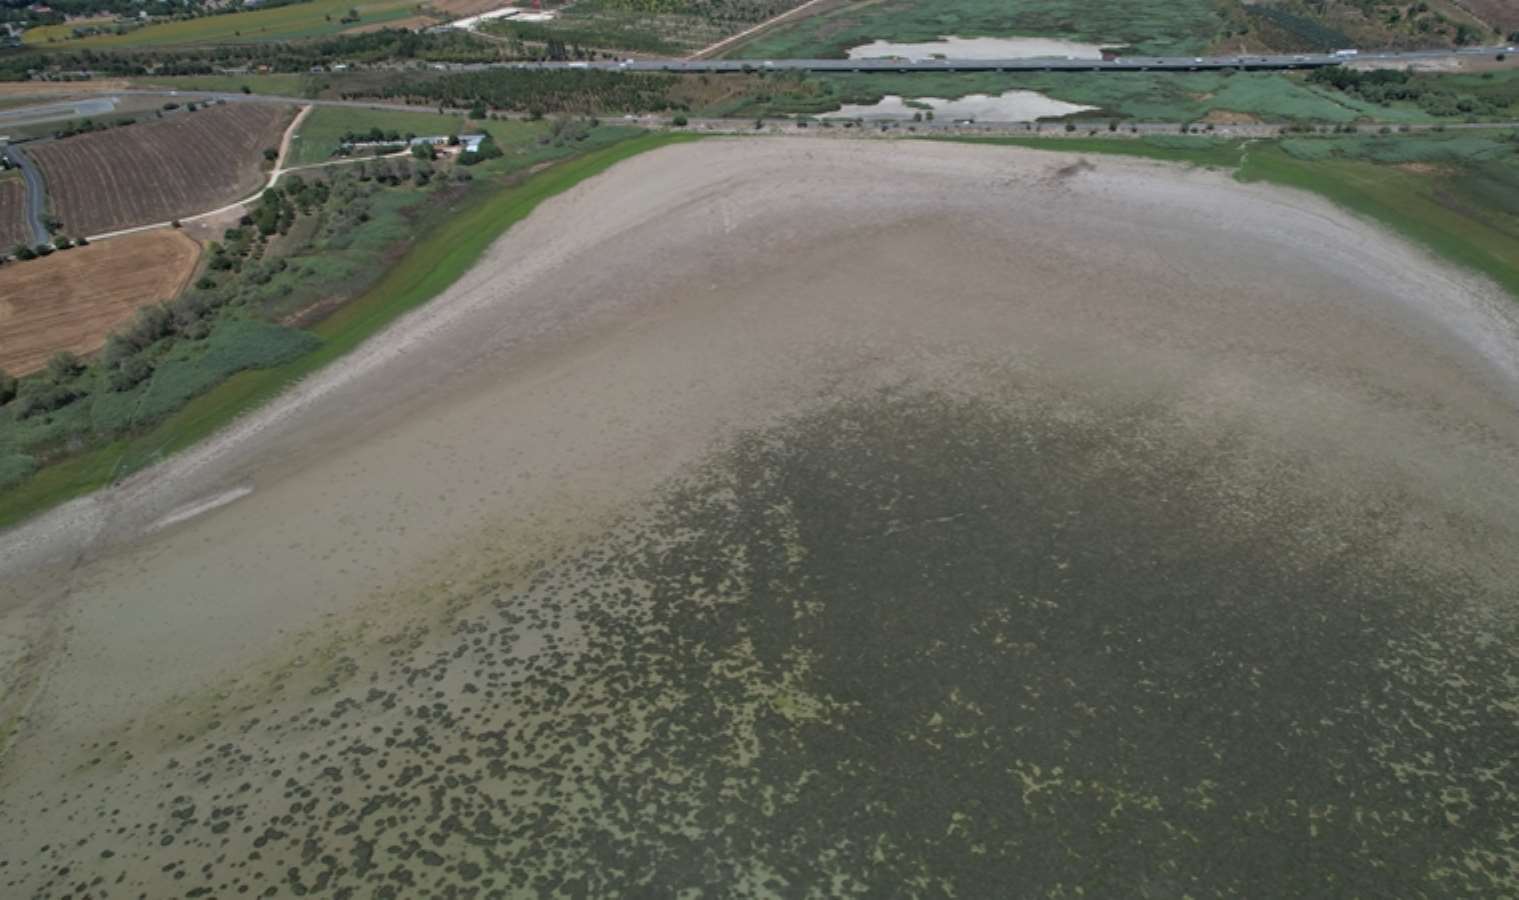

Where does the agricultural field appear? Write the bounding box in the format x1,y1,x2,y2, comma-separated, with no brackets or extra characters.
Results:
488,0,813,56
29,101,294,236
0,175,29,249
1228,0,1506,53
287,107,470,166
23,0,427,48
728,0,1228,59
0,230,200,375
1460,0,1519,34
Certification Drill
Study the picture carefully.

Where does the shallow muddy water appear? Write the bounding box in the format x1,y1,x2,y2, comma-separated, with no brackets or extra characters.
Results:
847,35,1116,60
826,90,1095,121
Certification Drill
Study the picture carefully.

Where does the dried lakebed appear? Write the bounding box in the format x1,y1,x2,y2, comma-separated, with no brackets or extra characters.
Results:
1,138,1517,897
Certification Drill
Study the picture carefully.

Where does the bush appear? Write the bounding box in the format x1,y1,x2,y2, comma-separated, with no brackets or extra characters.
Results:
672,114,688,127
108,355,154,392
0,453,37,491
46,351,83,384
13,380,79,420
13,244,36,261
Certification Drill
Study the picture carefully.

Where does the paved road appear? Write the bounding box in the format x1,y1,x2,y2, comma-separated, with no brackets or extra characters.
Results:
488,45,1514,74
2,143,48,246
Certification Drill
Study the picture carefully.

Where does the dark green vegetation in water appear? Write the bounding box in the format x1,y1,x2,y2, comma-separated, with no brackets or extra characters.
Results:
10,387,1514,897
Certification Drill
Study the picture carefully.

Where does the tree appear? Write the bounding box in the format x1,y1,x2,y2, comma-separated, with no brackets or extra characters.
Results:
263,147,278,161
0,368,15,406
672,114,688,127
13,243,35,261
411,142,436,161
54,236,73,250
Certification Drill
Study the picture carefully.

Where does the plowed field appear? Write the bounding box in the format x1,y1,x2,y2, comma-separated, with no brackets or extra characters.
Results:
30,102,293,236
0,177,28,249
0,230,199,374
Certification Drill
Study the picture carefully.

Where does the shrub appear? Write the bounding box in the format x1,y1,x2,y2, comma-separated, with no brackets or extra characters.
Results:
46,351,84,384
672,114,688,127
108,355,154,392
13,380,79,419
14,244,36,261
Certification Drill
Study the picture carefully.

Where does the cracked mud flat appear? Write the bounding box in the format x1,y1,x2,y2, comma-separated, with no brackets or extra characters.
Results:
1,138,1518,897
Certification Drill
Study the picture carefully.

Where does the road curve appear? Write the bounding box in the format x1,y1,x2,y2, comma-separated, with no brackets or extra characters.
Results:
2,143,49,246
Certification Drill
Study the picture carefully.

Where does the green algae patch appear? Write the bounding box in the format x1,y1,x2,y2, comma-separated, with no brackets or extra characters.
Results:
13,385,1513,897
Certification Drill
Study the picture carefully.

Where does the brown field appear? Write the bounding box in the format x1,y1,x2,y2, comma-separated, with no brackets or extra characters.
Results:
342,14,436,32
1460,0,1519,33
0,79,131,97
430,0,512,16
29,102,293,237
0,229,199,374
0,176,29,249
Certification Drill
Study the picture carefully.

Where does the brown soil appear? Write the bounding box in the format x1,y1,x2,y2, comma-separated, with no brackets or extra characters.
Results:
0,177,29,249
0,229,199,374
1458,0,1519,32
29,102,293,236
1201,109,1263,125
341,14,436,33
0,80,131,97
429,0,513,16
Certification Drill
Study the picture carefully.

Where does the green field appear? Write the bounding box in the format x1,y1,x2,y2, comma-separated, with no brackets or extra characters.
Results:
287,107,471,166
24,0,423,48
736,69,1442,123
0,131,694,529
729,0,1228,59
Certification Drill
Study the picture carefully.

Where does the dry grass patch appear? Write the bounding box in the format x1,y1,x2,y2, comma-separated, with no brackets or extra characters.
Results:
0,229,199,374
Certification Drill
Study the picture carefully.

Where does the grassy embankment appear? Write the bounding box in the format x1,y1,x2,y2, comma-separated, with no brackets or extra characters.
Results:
24,0,421,48
938,130,1519,300
0,130,697,529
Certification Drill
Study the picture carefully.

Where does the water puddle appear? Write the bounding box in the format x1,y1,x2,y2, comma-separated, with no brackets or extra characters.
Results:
825,91,1095,122
846,36,1116,61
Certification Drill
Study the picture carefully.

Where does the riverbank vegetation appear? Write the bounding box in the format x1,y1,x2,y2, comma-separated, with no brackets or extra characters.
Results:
0,127,688,527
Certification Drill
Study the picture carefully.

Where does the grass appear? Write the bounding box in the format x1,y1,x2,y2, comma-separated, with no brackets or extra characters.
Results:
929,133,1251,167
24,0,421,48
742,70,1439,123
729,0,1227,59
288,107,471,166
0,130,696,530
1238,142,1519,300
936,129,1519,301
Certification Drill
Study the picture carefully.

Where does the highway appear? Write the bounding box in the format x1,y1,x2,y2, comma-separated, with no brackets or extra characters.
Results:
484,45,1515,74
1,143,49,246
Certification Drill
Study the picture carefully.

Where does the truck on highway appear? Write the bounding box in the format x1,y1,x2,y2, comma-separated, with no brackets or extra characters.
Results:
1333,49,1359,57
